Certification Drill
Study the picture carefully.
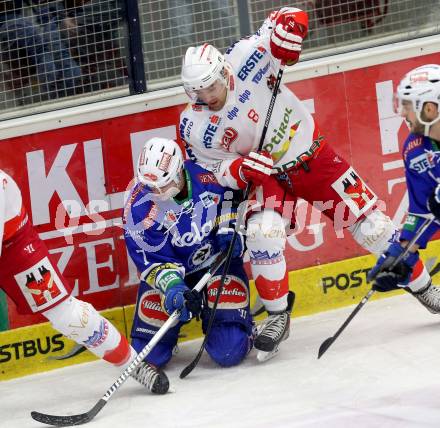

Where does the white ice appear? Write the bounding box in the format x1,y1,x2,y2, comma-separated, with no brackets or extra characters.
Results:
2,294,440,428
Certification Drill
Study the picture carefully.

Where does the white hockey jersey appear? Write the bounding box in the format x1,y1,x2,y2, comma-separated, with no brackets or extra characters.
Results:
179,13,324,189
0,170,28,254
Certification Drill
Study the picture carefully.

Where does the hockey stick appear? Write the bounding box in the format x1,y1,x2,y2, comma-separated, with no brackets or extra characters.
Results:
317,216,434,359
47,343,87,361
31,254,227,427
180,62,286,379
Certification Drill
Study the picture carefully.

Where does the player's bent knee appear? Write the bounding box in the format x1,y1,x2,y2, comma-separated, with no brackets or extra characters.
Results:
43,296,103,343
131,337,173,368
206,324,251,367
246,209,286,253
348,209,396,256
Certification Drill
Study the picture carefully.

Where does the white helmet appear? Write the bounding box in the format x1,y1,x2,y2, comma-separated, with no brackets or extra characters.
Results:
395,64,440,135
137,138,184,200
181,44,227,100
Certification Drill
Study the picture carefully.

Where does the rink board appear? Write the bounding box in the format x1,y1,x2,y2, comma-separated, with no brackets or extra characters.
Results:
2,239,439,380
1,50,440,333
0,308,126,381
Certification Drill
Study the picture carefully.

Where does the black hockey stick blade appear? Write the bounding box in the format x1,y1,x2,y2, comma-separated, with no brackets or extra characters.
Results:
31,399,106,427
31,255,226,426
317,288,375,359
180,350,202,379
318,216,435,360
317,337,335,359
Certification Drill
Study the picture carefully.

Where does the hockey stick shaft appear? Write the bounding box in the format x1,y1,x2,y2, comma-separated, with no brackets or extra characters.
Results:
31,254,227,427
180,63,285,379
317,216,434,359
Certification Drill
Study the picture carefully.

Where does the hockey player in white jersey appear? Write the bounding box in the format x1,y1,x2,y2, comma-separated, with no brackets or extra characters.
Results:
179,7,440,353
0,169,167,394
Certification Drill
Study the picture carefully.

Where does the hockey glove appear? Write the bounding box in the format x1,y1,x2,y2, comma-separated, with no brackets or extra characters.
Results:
231,151,274,189
270,8,308,65
163,283,202,322
367,241,419,292
428,184,440,220
217,226,245,258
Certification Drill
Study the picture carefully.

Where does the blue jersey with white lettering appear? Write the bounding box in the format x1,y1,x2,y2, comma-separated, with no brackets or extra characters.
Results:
123,160,237,289
400,133,440,247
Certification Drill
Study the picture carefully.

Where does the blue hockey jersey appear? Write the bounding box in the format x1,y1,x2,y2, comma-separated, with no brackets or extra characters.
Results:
400,133,440,247
123,160,238,291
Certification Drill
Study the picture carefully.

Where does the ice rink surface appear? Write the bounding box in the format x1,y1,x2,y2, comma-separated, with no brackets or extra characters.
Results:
3,294,440,428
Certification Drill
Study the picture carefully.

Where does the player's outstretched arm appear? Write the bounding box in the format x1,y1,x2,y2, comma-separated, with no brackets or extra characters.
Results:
268,8,309,66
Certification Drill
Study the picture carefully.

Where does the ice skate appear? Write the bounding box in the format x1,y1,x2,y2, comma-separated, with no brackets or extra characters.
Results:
131,362,169,394
409,280,440,314
254,291,295,353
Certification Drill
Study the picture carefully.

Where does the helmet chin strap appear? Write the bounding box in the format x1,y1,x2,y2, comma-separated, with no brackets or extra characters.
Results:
150,186,180,201
417,110,440,137
424,123,431,137
152,170,186,201
159,187,181,201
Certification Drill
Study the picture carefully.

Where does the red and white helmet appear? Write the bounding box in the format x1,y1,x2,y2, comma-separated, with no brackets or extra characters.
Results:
181,44,227,100
137,138,184,200
395,64,440,134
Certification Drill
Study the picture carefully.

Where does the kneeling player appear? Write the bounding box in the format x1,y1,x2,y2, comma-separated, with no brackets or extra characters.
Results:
124,138,255,393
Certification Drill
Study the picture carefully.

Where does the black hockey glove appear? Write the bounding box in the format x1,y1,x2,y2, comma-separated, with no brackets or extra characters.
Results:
183,289,203,320
370,262,412,292
428,184,440,220
367,242,419,292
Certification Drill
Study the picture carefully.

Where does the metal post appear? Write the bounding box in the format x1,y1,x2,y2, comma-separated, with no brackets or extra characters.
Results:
237,0,252,37
125,0,147,94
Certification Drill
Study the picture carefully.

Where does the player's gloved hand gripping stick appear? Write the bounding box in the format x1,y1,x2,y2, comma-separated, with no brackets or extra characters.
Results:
180,62,286,379
317,216,434,359
30,254,227,427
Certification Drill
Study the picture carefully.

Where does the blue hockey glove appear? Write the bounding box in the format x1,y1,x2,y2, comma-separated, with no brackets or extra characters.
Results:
367,241,419,292
428,184,440,220
217,226,245,258
163,283,202,322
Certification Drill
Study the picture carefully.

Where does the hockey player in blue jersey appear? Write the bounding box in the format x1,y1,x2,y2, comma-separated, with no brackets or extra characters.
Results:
123,137,256,394
368,64,440,312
